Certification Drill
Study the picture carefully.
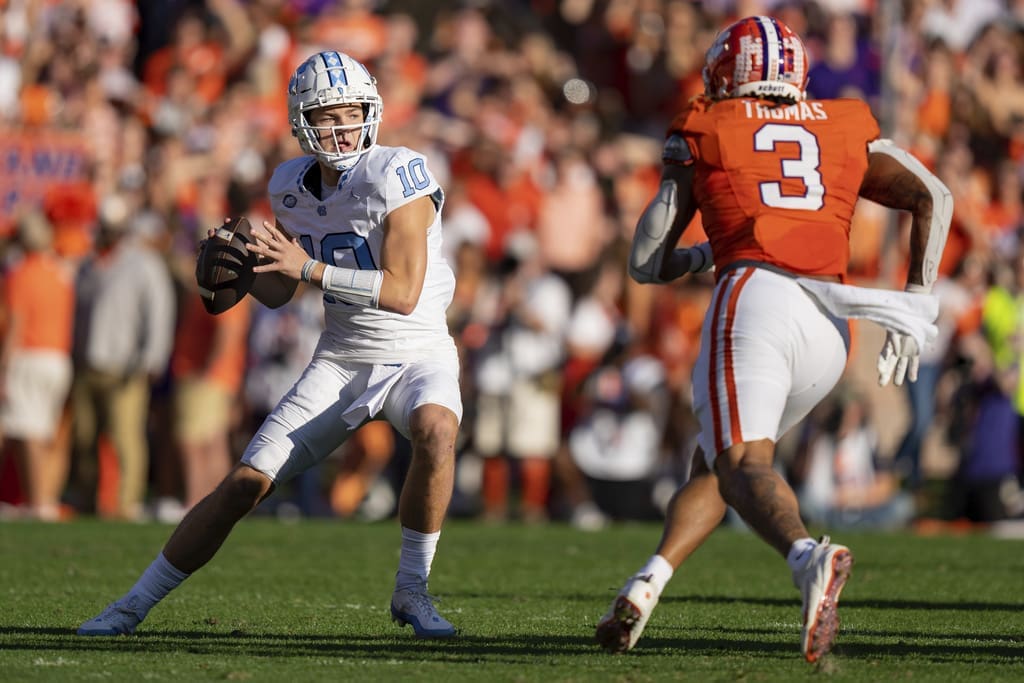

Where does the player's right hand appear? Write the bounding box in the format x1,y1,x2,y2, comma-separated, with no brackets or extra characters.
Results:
877,330,920,387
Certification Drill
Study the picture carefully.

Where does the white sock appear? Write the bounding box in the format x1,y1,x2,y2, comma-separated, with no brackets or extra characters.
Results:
395,526,440,592
126,552,190,616
636,554,674,595
786,537,817,573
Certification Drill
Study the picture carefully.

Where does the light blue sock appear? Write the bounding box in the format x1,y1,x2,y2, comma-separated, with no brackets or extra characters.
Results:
126,553,190,616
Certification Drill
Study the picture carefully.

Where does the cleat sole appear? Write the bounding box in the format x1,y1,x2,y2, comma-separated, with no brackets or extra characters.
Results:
595,597,641,654
804,550,853,663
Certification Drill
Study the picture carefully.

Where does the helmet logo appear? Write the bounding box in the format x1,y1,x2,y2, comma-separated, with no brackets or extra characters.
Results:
322,51,348,87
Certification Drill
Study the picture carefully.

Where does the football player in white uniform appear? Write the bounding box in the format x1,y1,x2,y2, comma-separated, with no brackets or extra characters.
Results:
78,51,462,639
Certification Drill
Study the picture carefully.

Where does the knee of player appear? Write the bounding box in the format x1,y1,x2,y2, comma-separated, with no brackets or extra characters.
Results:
219,465,274,511
408,407,458,461
712,440,776,475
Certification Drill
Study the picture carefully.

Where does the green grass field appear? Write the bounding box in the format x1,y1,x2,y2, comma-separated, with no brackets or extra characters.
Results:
1,519,1022,681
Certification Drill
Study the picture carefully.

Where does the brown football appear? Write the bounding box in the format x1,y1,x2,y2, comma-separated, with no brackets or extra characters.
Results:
195,217,259,315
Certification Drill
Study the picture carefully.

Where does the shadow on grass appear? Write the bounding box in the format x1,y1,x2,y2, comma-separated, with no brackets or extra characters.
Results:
3,625,1021,665
657,594,1024,612
638,631,1024,664
3,628,596,663
0,626,793,662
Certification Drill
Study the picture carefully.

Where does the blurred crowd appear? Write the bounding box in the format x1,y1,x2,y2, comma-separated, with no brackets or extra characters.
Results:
0,0,1022,530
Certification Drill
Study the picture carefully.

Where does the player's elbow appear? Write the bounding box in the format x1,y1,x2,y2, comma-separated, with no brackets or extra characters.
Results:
627,236,660,284
627,260,654,284
911,175,951,225
388,299,418,316
380,287,421,315
909,188,933,221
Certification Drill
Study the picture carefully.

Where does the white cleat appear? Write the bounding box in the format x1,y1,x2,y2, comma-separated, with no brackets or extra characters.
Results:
390,586,456,638
77,596,145,636
595,574,659,653
793,535,853,663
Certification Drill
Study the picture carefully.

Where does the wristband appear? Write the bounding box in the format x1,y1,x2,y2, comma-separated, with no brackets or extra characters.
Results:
301,259,317,283
321,264,383,308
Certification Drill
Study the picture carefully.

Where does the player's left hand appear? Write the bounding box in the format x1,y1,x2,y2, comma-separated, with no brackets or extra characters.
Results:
247,220,307,280
877,330,920,387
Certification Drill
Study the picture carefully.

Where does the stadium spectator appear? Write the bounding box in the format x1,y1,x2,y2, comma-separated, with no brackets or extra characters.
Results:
0,210,75,521
979,245,1024,470
78,52,463,640
170,286,252,515
945,365,1023,523
795,389,915,530
536,149,614,299
66,194,175,521
473,232,572,523
569,354,669,522
805,11,879,105
553,250,627,530
595,16,951,663
892,253,988,491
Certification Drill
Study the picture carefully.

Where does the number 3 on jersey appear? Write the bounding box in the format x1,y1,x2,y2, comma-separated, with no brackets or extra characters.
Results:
754,124,824,211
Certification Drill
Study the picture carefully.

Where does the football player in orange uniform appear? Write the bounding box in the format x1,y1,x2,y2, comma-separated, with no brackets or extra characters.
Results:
597,16,951,662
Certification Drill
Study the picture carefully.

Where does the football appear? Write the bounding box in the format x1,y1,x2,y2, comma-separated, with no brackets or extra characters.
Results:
195,216,259,315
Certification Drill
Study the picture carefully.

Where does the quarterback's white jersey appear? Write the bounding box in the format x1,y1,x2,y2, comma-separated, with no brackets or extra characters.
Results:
268,146,456,364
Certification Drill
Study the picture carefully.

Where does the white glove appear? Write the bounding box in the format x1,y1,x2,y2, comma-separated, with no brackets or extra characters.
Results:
877,330,920,387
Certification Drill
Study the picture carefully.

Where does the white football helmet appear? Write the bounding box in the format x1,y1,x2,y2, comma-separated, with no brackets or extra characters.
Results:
288,51,383,170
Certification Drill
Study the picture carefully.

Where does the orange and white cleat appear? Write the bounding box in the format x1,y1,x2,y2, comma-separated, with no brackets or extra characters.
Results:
595,574,660,654
793,536,853,662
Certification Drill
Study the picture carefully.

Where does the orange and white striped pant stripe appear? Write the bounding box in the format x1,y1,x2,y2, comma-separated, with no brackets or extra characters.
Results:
692,266,849,468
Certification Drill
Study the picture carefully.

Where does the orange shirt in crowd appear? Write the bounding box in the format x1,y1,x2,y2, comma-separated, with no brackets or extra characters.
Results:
3,252,74,353
916,90,951,139
143,42,227,105
171,295,251,394
311,12,387,64
670,96,880,281
464,171,511,263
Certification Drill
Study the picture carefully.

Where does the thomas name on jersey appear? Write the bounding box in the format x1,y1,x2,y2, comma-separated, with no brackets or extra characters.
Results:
742,100,828,121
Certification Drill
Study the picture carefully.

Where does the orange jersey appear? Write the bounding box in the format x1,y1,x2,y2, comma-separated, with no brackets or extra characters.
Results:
171,294,251,394
3,253,74,353
670,96,880,280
